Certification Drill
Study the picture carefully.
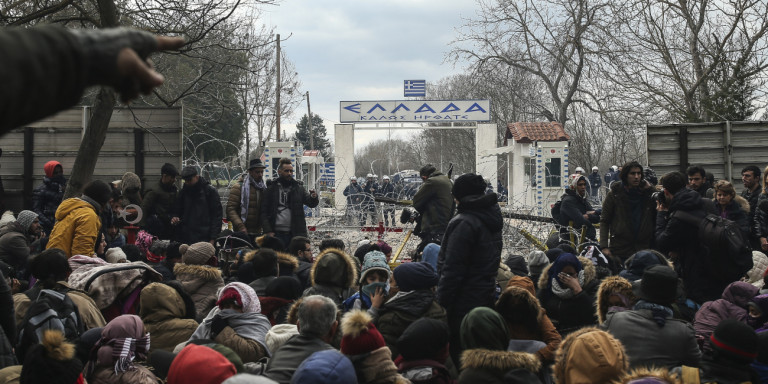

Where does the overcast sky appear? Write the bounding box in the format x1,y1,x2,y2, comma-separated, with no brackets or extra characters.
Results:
264,0,477,150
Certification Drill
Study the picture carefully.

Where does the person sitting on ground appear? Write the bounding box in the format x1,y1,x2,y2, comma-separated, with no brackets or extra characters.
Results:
302,248,358,306
139,282,198,353
242,248,279,296
339,310,409,384
595,275,636,325
537,254,599,336
342,250,391,314
693,281,758,350
83,315,157,384
553,327,628,384
0,210,40,279
189,282,271,363
259,276,303,326
395,318,455,384
173,242,225,321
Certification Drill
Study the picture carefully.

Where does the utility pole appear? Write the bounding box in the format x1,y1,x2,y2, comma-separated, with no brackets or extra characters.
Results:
306,91,313,150
275,34,281,141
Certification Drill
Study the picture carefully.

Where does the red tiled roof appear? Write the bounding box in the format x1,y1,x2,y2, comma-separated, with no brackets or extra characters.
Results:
504,122,569,145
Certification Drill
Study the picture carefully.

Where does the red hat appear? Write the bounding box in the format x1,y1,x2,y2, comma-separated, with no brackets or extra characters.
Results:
340,310,386,356
167,344,236,384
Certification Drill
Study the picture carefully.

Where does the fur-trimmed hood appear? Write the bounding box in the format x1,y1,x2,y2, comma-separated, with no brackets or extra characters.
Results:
596,276,635,324
173,263,223,282
242,249,299,272
553,327,628,384
496,285,543,332
614,366,680,383
460,348,541,373
311,248,358,289
537,255,597,292
734,195,750,213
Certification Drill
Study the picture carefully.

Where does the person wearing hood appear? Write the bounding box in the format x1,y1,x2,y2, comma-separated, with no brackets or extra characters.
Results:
0,210,39,277
173,242,225,321
302,247,358,306
170,166,222,244
342,250,392,315
436,173,503,365
395,318,455,384
32,160,66,235
713,180,751,239
83,315,158,384
747,293,768,332
375,261,447,359
259,276,303,325
655,171,722,304
595,275,636,325
618,249,668,282
496,276,562,364
559,174,600,244
602,265,701,369
46,179,112,258
553,327,628,384
693,281,759,350
291,349,357,384
139,282,198,353
458,307,543,384
189,282,271,363
142,163,179,240
227,159,267,240
599,162,657,263
537,254,598,336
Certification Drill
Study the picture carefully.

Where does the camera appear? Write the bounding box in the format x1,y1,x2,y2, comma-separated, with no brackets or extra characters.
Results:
652,190,666,206
400,207,420,224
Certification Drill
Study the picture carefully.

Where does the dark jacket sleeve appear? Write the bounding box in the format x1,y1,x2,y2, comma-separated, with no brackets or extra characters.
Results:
755,195,768,238
560,197,590,227
207,185,222,239
260,185,275,234
0,25,88,133
654,211,675,254
302,187,319,208
0,273,15,344
436,220,474,311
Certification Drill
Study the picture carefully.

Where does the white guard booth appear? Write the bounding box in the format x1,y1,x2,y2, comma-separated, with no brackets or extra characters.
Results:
263,141,298,180
503,122,570,216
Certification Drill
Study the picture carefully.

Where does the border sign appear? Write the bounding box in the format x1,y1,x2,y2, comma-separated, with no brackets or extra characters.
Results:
340,100,491,123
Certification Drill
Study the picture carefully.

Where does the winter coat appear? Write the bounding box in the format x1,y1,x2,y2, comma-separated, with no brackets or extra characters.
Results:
744,250,768,289
13,281,106,331
32,176,65,234
0,276,16,370
412,172,454,235
754,192,768,241
436,193,503,318
599,181,657,261
264,334,334,384
173,178,222,243
375,290,448,358
458,349,542,384
344,183,364,206
552,327,629,384
173,263,225,322
595,276,636,324
602,308,701,369
226,177,264,235
655,188,721,304
714,195,750,239
693,281,758,347
362,181,379,210
260,178,319,237
498,277,562,363
537,258,599,336
46,197,101,257
741,185,761,235
138,283,198,353
397,358,455,384
347,346,411,384
588,172,602,190
303,248,358,306
141,179,177,240
559,189,599,241
0,223,30,273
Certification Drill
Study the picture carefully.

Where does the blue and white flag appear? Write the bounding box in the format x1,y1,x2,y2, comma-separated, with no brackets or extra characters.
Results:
404,80,426,97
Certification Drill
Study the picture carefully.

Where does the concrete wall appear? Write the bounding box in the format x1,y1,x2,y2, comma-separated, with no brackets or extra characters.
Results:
334,124,354,210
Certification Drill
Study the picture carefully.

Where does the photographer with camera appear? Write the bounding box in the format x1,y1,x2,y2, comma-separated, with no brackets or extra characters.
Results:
599,161,657,264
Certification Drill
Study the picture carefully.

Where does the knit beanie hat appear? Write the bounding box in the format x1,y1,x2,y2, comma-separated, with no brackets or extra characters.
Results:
121,172,141,194
217,282,261,313
340,310,386,356
167,344,236,384
265,324,299,354
527,250,549,276
16,210,38,231
393,262,438,291
452,173,486,200
181,242,215,265
709,319,758,363
21,330,84,384
397,317,450,361
460,307,510,351
105,248,127,264
359,251,391,284
504,254,530,277
291,350,357,384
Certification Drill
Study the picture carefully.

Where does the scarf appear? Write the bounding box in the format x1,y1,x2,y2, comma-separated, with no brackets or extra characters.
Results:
146,250,165,263
240,175,266,223
192,308,272,355
634,300,673,327
550,270,585,299
110,335,150,374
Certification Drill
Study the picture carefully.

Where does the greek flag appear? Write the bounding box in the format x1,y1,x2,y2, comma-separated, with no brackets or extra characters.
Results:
404,80,426,97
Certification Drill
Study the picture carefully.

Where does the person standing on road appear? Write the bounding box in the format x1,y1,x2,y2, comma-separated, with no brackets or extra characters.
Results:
260,158,319,247
227,159,267,241
171,166,222,245
413,164,454,253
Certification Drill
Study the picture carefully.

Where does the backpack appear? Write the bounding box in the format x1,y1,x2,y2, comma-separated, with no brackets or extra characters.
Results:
671,210,753,282
16,287,84,360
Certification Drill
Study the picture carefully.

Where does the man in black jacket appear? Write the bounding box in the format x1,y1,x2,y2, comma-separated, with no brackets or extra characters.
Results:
437,173,502,365
142,163,179,240
559,174,600,244
171,166,222,244
741,165,762,250
655,171,720,304
260,158,319,247
412,164,454,252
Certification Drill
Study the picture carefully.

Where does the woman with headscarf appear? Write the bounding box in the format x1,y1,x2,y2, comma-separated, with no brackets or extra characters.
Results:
189,282,271,363
84,314,158,384
537,254,598,336
458,307,543,384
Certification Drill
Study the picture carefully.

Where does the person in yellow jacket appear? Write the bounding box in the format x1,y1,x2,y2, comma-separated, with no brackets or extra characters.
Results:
46,180,113,258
